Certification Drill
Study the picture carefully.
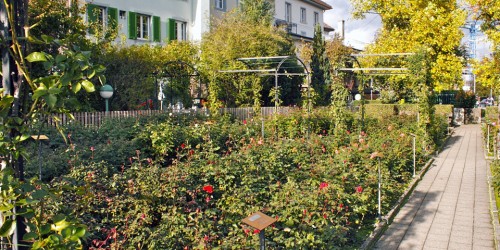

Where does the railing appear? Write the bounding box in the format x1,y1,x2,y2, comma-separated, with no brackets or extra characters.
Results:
46,107,299,128
220,107,298,120
46,109,208,128
275,18,298,35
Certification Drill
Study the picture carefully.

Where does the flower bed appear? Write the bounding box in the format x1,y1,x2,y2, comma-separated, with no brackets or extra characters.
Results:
39,109,447,249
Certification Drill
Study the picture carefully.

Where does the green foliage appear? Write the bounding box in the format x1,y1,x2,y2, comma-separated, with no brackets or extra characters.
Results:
97,41,200,111
0,168,88,249
0,2,105,247
200,8,296,111
454,90,476,108
42,109,448,249
239,0,274,25
311,24,332,106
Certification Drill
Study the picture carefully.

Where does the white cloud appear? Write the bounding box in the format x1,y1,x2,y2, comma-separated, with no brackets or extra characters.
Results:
323,0,381,50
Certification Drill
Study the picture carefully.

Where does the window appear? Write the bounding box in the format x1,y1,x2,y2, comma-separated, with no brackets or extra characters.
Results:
178,21,187,41
119,10,126,19
215,0,225,10
314,12,319,25
128,12,160,41
168,19,187,41
87,4,118,34
300,8,306,24
285,2,292,22
136,14,150,39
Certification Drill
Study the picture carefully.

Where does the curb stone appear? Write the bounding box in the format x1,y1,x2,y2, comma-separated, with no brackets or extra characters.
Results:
486,160,500,250
483,127,500,250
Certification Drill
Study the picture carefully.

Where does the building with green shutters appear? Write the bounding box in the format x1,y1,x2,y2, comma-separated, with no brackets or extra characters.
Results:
85,0,332,45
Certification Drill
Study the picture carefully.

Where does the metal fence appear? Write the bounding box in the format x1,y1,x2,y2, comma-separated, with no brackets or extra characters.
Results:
47,109,207,128
46,107,301,127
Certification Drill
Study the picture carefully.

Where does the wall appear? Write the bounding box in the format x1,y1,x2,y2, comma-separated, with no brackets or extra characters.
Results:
274,0,325,39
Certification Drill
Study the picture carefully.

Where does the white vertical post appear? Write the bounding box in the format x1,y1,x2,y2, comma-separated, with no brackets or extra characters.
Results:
261,118,265,139
413,135,416,177
378,158,381,219
487,124,490,153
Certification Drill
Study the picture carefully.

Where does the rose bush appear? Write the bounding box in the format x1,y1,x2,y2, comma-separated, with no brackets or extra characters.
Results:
40,108,447,249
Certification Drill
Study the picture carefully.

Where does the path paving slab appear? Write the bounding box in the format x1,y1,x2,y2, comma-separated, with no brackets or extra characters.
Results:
374,125,496,250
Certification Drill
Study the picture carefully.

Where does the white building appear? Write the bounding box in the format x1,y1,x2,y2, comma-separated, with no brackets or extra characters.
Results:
84,0,332,45
273,0,332,41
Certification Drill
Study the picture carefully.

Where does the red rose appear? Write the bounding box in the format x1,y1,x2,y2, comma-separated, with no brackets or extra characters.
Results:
355,185,363,193
203,185,214,194
319,182,328,190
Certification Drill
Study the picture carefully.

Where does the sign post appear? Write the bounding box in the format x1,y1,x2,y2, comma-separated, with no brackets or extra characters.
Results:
242,211,277,250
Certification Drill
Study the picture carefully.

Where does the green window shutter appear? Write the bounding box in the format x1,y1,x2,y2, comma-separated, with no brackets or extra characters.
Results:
87,4,97,23
87,4,97,34
128,11,137,39
153,16,161,42
107,7,118,30
168,18,176,42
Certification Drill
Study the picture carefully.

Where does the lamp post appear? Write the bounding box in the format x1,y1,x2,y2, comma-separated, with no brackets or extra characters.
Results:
100,84,114,112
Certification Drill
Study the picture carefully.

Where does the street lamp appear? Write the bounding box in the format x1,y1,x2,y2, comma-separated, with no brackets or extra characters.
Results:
100,84,114,112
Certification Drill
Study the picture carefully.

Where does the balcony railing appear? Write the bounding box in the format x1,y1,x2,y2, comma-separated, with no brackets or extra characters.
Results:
275,18,297,35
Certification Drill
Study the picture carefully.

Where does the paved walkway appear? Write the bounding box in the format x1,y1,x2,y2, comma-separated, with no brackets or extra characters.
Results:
375,124,496,250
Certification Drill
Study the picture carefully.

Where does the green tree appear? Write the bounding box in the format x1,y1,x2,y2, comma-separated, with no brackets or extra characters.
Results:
310,24,332,106
0,0,103,247
97,41,200,111
27,0,117,112
200,8,296,111
326,34,354,135
239,0,274,25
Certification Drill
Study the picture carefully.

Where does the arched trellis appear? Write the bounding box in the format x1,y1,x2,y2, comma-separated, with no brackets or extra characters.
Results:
336,53,414,129
154,60,207,109
219,55,311,111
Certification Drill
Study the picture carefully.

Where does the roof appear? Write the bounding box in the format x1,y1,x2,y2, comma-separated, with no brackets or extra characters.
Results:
303,0,332,10
324,23,334,32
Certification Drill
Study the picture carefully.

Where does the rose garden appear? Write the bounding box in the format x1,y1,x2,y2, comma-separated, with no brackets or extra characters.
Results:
2,0,500,249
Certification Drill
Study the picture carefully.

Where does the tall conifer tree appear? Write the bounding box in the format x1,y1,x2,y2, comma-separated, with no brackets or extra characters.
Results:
311,24,332,106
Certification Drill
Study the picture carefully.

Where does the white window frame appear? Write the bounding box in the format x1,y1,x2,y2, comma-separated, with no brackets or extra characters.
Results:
137,14,151,40
300,7,306,24
215,0,225,10
96,6,106,26
285,2,292,23
175,20,187,41
314,12,319,25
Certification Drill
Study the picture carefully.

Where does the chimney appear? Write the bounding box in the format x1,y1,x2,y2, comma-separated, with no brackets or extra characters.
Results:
338,20,345,40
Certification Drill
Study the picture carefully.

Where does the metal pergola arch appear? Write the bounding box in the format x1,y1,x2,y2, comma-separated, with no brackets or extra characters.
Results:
154,60,207,109
219,55,311,109
336,53,415,129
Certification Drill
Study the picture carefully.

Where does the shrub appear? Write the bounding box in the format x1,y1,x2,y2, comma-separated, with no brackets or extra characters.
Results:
44,111,446,249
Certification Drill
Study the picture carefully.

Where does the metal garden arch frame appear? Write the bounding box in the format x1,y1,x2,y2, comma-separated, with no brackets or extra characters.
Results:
155,60,206,109
219,55,311,111
336,53,414,129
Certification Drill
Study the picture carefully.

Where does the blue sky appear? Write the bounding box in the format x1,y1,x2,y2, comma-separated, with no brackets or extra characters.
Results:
323,0,492,59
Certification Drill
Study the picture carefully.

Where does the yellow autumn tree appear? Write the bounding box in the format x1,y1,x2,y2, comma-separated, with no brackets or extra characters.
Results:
351,0,466,92
467,0,500,94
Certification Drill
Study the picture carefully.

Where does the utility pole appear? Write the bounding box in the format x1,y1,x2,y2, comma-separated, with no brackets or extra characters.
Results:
462,21,478,93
